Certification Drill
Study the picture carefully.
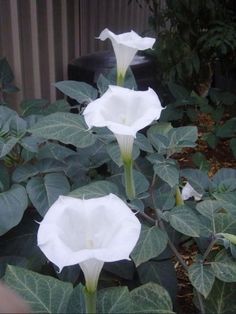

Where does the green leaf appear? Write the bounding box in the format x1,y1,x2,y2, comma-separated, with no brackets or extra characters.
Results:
188,263,215,298
20,99,48,116
213,192,236,217
168,126,198,148
69,181,119,199
211,250,236,282
154,160,179,187
12,159,66,183
0,184,28,235
169,205,200,237
215,213,236,234
130,282,174,314
38,143,76,161
138,260,178,302
181,168,209,194
26,173,70,216
204,280,236,314
131,225,168,267
0,137,19,158
29,112,96,148
98,286,131,314
135,133,153,153
4,265,73,313
66,284,85,314
54,80,97,103
168,81,189,99
196,200,222,219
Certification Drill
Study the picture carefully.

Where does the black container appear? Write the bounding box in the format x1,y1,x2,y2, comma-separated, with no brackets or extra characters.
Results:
68,50,156,91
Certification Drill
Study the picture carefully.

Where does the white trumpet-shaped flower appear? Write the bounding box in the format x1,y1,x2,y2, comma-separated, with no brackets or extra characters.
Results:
37,194,141,292
83,85,162,200
181,182,203,201
83,85,162,159
98,28,155,84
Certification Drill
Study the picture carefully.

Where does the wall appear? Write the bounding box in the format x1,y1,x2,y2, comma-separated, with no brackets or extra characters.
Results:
0,0,150,106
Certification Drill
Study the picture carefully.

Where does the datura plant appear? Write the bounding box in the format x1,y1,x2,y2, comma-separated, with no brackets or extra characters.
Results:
0,30,236,314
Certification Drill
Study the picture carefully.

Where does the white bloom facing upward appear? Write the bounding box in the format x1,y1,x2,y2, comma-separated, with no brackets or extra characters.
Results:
181,182,203,201
83,85,162,159
37,194,141,292
83,85,162,200
98,29,155,82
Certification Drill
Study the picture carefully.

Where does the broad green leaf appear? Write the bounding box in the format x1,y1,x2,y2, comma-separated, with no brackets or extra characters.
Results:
98,286,131,314
54,80,97,103
211,250,236,282
66,284,85,314
0,137,19,158
215,213,236,234
188,263,215,298
154,160,179,187
138,260,177,302
29,112,96,148
204,280,236,314
20,135,41,153
168,126,198,148
38,143,76,160
212,168,236,186
12,159,66,183
135,133,153,153
0,184,28,235
26,173,70,216
213,192,236,217
181,168,209,194
130,282,174,314
69,180,119,199
196,200,222,219
169,205,200,237
9,115,27,137
20,99,49,116
4,265,73,313
131,225,168,267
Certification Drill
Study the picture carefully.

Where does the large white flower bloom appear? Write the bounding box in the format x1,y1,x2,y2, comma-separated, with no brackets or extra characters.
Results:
83,85,162,200
37,194,141,292
98,28,155,83
181,182,203,201
83,85,162,159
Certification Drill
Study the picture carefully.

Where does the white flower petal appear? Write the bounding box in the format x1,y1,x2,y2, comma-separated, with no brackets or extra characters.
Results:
181,182,203,201
37,194,141,269
83,85,163,137
98,29,155,75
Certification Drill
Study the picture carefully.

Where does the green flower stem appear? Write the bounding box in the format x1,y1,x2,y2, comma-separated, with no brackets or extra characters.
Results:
117,72,125,86
175,186,184,206
84,288,97,314
123,158,136,200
